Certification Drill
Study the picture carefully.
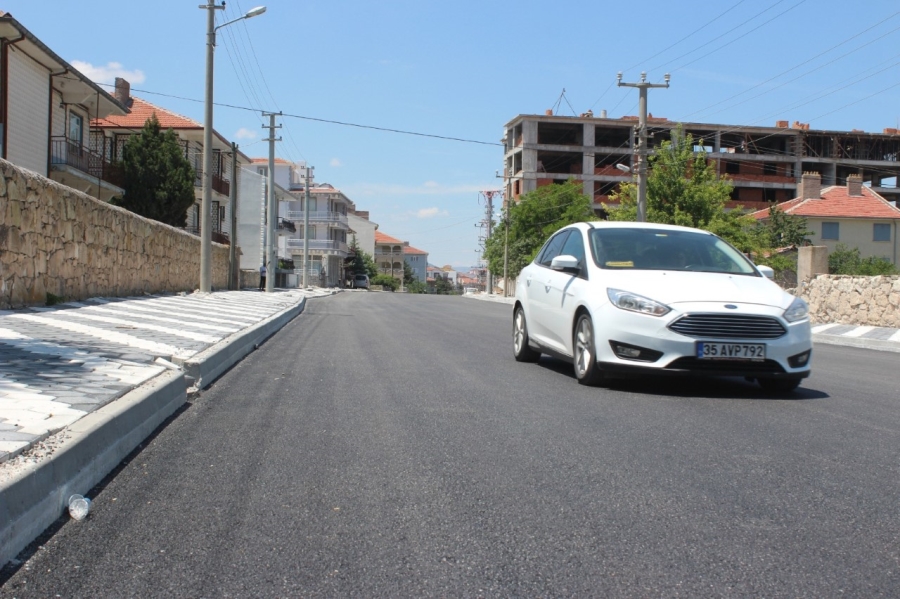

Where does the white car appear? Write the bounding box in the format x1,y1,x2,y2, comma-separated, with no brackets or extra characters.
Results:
353,274,370,290
513,222,812,392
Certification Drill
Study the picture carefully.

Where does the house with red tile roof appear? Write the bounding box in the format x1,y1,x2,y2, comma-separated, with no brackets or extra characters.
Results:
92,79,251,243
0,12,128,201
750,172,900,265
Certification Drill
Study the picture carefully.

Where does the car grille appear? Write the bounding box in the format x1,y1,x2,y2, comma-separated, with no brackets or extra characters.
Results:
668,314,786,339
665,357,786,374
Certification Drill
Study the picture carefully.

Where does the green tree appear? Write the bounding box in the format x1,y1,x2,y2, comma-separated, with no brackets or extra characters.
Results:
113,114,196,227
483,180,596,277
606,125,734,229
348,236,378,278
829,243,897,275
761,205,813,248
433,277,454,295
402,260,415,285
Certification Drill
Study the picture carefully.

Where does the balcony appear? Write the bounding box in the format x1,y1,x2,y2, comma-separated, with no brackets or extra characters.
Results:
50,136,125,189
284,211,349,228
192,169,231,196
285,238,348,254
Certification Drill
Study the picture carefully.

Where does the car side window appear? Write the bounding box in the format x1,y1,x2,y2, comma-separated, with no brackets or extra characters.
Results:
536,230,571,267
559,230,586,273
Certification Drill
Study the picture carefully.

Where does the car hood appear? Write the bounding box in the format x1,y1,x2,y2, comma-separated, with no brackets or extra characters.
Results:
604,270,792,309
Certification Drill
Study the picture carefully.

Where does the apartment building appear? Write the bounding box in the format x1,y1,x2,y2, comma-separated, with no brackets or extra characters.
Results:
93,79,248,241
0,12,128,201
502,114,900,213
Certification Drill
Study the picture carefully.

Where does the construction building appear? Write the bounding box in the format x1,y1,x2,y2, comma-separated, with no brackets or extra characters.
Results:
502,114,900,212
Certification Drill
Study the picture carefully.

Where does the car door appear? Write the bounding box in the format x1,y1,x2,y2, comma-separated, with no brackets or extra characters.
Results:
543,229,588,354
522,230,570,346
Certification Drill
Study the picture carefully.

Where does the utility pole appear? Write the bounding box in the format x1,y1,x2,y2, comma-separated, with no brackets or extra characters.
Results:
477,190,501,295
617,71,670,222
303,165,311,289
262,111,282,293
228,141,238,290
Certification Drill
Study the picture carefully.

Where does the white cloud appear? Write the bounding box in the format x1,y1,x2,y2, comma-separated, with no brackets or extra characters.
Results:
71,61,145,86
416,207,450,219
235,128,257,140
330,158,343,167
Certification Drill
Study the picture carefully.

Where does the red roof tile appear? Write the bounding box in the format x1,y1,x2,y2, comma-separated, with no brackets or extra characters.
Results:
92,96,201,130
403,245,427,255
375,231,404,244
750,186,900,220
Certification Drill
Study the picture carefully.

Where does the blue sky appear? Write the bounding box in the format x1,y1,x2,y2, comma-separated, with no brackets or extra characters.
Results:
5,0,900,267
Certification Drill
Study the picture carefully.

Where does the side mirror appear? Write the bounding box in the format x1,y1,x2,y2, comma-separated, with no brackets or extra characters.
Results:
551,254,581,274
756,265,775,279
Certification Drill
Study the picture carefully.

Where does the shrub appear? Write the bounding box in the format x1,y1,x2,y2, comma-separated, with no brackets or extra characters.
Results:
829,244,897,275
371,274,399,291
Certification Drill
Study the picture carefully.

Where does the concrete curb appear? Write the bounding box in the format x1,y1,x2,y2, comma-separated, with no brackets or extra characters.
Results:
175,296,306,389
0,370,186,568
811,333,900,353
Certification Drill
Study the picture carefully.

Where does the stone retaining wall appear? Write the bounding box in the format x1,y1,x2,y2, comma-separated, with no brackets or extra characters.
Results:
795,274,900,328
0,158,229,308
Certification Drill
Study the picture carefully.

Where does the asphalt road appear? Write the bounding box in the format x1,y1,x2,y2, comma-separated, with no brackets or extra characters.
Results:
2,292,898,597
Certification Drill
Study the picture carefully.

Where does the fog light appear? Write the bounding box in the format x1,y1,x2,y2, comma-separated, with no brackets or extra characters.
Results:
609,341,663,362
616,345,642,358
788,350,811,368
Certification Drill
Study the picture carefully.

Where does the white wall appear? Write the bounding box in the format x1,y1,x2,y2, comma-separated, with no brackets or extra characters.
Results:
6,47,49,175
348,214,377,256
237,168,267,270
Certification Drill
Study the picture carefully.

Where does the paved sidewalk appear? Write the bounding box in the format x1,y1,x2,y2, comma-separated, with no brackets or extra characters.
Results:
0,288,336,465
0,286,339,567
461,292,900,353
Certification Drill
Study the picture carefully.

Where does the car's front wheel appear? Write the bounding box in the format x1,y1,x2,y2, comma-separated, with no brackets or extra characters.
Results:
574,314,607,386
513,307,541,363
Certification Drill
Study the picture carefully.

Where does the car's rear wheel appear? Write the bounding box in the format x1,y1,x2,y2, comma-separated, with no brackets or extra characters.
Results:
513,307,541,363
574,314,607,386
757,377,802,393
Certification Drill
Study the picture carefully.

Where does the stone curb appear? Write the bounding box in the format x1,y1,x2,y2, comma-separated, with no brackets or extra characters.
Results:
811,333,900,353
174,296,306,389
0,370,186,568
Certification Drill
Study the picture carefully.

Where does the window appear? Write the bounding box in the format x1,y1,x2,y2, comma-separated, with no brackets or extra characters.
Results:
68,113,83,146
874,223,891,242
822,222,839,240
724,161,740,175
763,163,777,175
537,230,570,267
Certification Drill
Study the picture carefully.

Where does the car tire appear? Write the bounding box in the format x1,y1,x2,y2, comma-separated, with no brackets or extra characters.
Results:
573,314,607,386
513,307,541,363
757,377,802,393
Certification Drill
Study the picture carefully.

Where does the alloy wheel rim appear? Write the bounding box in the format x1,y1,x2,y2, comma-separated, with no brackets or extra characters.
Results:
575,319,592,376
514,311,525,353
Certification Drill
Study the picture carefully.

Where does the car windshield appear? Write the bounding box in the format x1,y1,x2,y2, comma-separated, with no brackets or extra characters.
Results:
588,227,758,275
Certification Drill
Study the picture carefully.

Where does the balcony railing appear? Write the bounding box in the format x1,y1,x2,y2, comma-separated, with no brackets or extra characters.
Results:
285,239,348,253
192,169,231,196
284,211,348,227
181,227,230,245
50,136,125,188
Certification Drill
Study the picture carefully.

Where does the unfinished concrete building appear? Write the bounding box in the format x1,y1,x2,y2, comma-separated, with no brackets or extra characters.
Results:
502,114,900,212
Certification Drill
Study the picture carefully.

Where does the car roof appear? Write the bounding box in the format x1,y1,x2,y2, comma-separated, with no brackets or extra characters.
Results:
566,221,716,235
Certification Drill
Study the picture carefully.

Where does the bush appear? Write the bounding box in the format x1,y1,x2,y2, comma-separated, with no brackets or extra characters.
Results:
371,274,399,291
406,280,427,294
829,244,897,275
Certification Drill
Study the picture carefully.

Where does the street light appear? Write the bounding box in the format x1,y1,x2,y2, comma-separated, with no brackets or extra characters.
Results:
199,2,266,293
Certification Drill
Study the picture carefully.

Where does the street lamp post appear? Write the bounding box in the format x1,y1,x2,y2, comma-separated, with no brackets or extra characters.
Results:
200,2,266,293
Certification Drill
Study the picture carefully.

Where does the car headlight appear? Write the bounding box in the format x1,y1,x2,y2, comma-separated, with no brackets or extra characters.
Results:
783,297,809,323
607,288,671,317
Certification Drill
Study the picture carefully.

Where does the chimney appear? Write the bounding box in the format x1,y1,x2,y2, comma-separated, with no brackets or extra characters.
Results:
798,172,821,200
114,77,131,107
847,174,863,197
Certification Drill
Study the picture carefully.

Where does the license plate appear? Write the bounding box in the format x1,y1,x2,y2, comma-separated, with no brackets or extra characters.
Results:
696,342,766,361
